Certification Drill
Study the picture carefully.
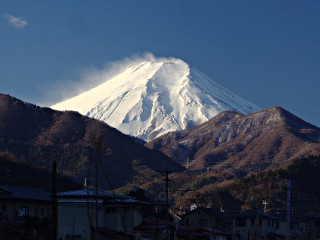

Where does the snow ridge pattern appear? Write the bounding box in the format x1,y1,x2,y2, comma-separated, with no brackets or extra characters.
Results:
51,57,260,141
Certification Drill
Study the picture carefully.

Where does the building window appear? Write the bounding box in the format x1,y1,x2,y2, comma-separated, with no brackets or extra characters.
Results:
199,219,207,227
1,204,6,212
35,207,38,216
235,218,246,227
186,219,189,226
137,209,142,215
17,206,29,216
106,208,116,213
47,208,50,216
41,208,44,216
66,235,82,240
290,223,298,230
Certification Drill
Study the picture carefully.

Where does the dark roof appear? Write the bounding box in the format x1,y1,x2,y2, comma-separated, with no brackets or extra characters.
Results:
57,188,133,199
234,209,277,219
0,185,51,202
182,207,224,219
104,198,149,205
197,228,231,236
137,218,190,230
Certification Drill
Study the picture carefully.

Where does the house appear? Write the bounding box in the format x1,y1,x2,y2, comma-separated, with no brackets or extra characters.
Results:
99,230,153,240
0,185,51,218
198,228,231,240
181,207,226,230
232,209,277,240
57,188,147,240
181,207,231,240
135,218,209,240
275,211,320,240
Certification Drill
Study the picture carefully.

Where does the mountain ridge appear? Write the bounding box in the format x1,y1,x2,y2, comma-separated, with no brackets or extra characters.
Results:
146,106,320,175
0,93,183,188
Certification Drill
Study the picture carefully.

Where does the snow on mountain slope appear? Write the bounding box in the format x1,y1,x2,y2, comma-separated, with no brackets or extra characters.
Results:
51,56,260,141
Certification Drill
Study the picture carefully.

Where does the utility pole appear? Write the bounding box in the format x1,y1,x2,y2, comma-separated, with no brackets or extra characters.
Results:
164,168,170,240
95,154,98,232
286,179,291,239
72,216,76,240
92,134,103,239
158,168,171,240
52,160,57,240
155,204,159,240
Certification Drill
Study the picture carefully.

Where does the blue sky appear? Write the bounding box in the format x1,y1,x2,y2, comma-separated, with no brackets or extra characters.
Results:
1,1,320,126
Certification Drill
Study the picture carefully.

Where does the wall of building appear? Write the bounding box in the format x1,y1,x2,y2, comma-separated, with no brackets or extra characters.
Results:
276,220,310,240
183,209,217,229
262,218,276,236
57,202,105,240
232,218,276,240
105,205,142,231
0,200,51,218
57,201,143,240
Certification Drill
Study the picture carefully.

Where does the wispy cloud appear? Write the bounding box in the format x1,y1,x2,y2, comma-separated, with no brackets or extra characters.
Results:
40,52,171,106
4,14,28,28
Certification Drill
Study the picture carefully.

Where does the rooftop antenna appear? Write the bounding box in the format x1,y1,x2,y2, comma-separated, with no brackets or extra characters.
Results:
262,200,268,213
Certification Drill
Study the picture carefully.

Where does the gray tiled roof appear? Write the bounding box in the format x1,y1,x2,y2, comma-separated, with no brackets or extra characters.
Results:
104,198,149,205
57,188,133,199
0,185,51,202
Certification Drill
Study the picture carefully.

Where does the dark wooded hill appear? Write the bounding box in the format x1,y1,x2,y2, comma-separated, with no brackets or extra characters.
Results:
146,106,320,177
0,151,81,192
0,94,183,188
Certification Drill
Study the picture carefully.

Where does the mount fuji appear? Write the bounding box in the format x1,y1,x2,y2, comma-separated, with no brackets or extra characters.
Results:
51,56,260,141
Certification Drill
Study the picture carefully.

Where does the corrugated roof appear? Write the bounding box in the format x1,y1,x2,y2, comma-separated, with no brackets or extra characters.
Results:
57,188,133,199
0,185,51,202
104,198,149,205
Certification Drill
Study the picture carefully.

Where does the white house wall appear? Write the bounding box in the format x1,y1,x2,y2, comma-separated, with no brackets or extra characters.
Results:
57,202,105,240
57,200,143,240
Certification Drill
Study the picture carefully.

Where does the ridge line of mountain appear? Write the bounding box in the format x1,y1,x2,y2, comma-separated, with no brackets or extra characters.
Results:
146,105,320,176
0,93,184,188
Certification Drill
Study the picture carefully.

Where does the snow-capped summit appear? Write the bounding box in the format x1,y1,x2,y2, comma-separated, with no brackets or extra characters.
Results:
51,56,260,141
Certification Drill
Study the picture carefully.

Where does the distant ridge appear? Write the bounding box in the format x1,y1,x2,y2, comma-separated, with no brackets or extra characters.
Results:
51,56,260,141
0,94,183,188
146,106,320,175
